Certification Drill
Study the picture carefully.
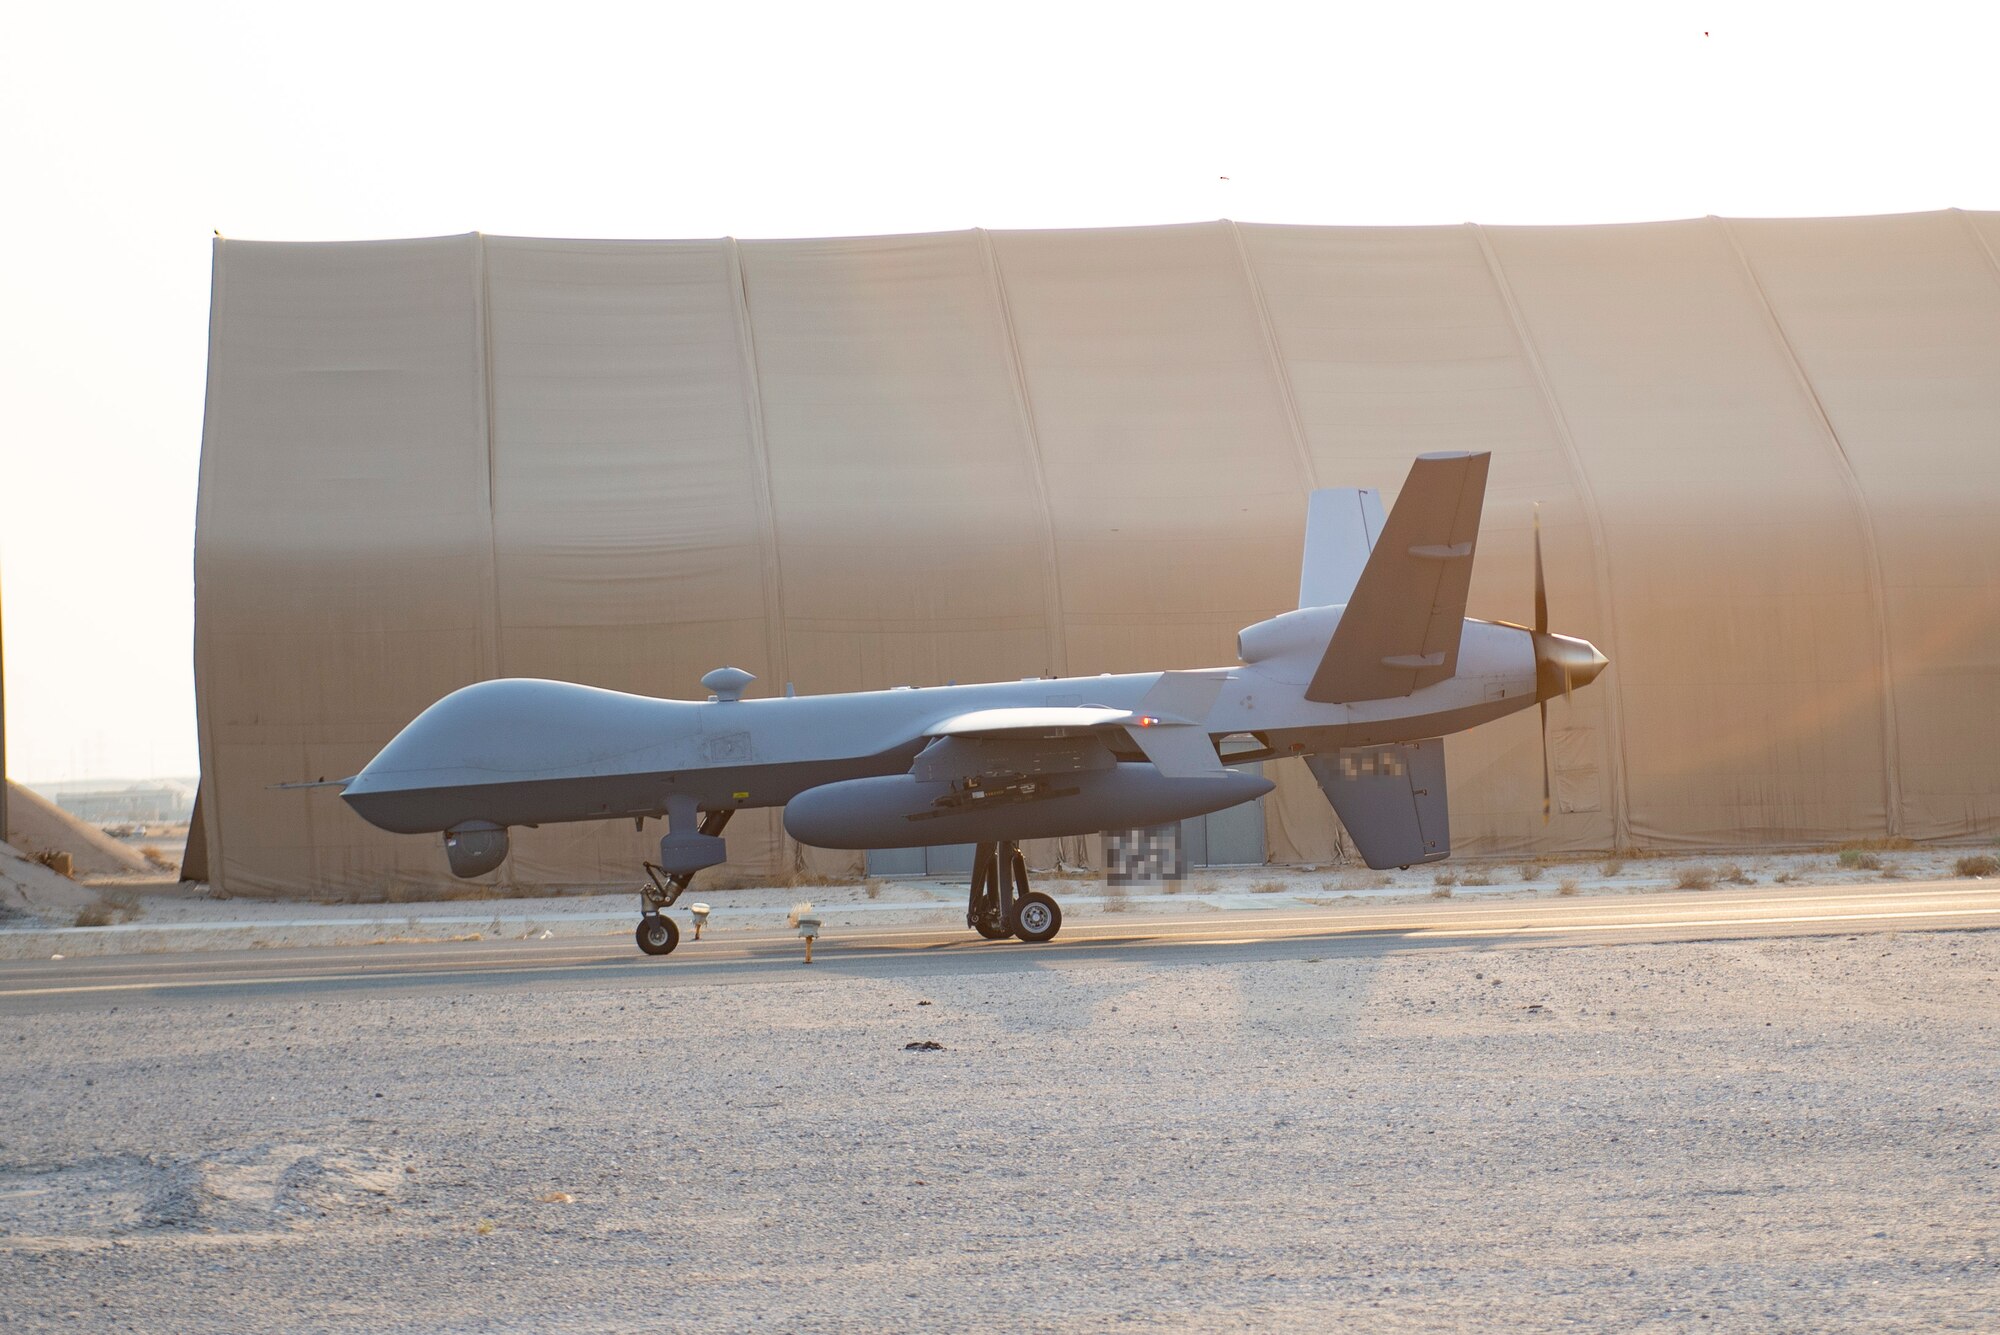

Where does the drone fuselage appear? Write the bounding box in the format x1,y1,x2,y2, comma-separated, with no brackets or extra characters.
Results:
340,615,1543,839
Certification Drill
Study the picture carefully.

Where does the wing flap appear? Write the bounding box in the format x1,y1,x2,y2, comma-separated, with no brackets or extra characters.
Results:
1305,452,1491,703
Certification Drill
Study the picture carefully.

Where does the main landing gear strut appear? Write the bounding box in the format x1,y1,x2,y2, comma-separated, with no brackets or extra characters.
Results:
636,808,733,956
966,840,1063,944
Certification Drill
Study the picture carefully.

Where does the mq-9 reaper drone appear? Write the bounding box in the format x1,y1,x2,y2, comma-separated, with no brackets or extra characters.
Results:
334,452,1607,955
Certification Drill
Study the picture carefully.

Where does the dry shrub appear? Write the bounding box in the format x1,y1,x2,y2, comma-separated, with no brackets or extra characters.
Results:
1718,863,1754,885
1103,885,1130,913
863,879,883,900
338,879,602,905
773,867,865,889
1251,880,1287,894
1838,849,1882,871
1598,858,1625,877
1676,866,1717,891
1518,861,1545,882
1432,870,1459,888
1430,885,1454,899
74,891,143,927
1460,871,1493,887
1837,837,1916,852
1773,870,1796,884
1557,878,1580,896
694,862,866,892
1953,854,1999,878
139,844,175,870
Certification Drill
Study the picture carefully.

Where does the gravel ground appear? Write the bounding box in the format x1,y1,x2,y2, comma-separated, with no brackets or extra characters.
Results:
1,927,1995,1331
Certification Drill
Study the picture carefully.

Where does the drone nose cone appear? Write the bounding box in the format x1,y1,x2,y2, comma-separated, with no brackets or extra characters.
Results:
1533,632,1609,699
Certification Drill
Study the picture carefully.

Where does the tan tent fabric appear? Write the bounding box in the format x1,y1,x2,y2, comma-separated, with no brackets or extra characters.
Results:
195,215,2000,897
196,236,498,896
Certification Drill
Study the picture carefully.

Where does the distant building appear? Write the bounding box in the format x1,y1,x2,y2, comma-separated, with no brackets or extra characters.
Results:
53,784,195,824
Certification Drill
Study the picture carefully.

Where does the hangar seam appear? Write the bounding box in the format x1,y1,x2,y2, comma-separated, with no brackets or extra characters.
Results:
194,239,230,889
474,234,507,884
1470,223,1634,850
1954,208,2000,292
724,238,795,702
976,228,1070,679
1225,220,1319,492
475,235,503,684
1713,216,1904,837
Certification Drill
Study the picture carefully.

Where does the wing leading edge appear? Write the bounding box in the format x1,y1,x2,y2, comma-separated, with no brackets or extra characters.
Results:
922,671,1228,778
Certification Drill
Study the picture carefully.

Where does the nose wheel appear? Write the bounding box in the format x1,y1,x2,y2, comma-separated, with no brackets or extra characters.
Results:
966,841,1063,943
636,914,680,956
633,807,732,957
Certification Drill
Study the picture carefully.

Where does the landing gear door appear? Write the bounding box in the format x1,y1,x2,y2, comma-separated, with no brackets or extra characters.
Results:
1305,739,1450,869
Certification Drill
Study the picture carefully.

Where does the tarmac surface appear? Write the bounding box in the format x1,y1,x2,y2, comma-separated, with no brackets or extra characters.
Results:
3,880,1996,1015
2,880,1996,1332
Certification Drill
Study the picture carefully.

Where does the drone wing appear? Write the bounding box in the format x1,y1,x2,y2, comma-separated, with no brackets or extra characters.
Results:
922,672,1228,779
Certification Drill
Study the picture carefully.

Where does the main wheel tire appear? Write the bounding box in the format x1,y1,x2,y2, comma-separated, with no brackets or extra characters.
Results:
635,914,680,956
972,915,1013,941
1011,892,1062,943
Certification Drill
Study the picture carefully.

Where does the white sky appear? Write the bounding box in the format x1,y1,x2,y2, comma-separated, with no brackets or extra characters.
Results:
1,0,1993,783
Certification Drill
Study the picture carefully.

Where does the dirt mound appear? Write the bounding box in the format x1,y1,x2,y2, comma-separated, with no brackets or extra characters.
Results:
4,781,152,877
0,839,98,921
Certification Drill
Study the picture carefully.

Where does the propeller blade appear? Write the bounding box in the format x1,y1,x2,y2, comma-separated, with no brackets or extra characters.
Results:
1540,698,1552,825
1533,502,1548,636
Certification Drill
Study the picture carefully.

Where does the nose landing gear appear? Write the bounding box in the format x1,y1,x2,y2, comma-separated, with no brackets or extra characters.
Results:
635,807,733,957
966,840,1064,944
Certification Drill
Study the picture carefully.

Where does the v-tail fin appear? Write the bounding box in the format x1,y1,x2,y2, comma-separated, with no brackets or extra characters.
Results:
1305,451,1490,703
1298,487,1387,609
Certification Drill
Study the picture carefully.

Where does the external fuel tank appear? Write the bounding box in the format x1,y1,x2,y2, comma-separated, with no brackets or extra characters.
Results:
783,763,1272,850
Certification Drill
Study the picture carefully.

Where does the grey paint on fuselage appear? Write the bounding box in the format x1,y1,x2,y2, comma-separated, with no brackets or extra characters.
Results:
339,614,1543,838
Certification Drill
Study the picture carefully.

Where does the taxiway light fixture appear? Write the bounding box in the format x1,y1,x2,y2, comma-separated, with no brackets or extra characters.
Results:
796,913,822,964
690,903,711,940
